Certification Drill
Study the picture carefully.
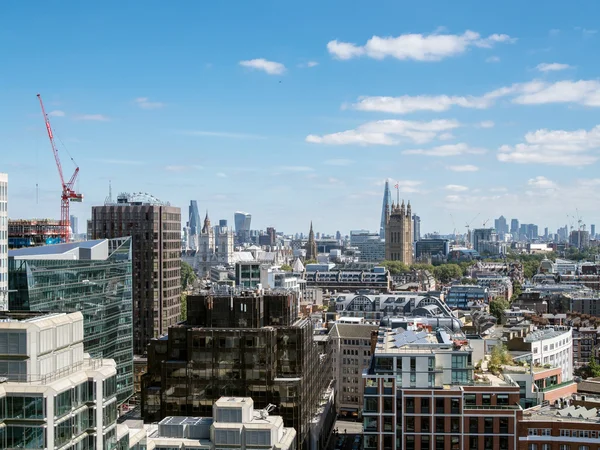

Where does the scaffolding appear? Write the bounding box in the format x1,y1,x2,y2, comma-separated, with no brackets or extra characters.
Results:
8,219,63,248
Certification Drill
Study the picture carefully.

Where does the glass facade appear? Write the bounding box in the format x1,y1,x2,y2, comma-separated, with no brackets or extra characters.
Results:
8,238,134,403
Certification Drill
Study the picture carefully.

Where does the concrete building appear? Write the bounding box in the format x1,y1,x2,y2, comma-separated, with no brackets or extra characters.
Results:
517,401,600,450
570,229,591,249
522,326,573,382
89,191,181,354
385,200,413,264
136,397,296,449
350,230,385,262
187,200,201,251
305,266,391,293
329,323,379,417
472,228,497,254
362,325,522,450
330,292,458,325
69,214,78,236
142,289,335,450
0,173,6,310
0,311,120,449
8,238,134,402
236,261,262,288
476,275,514,300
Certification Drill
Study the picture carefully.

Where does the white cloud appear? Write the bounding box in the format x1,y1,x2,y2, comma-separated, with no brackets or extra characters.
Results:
298,61,319,68
349,78,600,115
73,114,110,121
323,159,354,166
135,97,165,109
498,124,600,166
216,172,227,178
536,62,572,72
479,120,495,128
445,184,469,192
510,80,600,106
239,58,286,75
403,142,486,156
438,132,455,141
327,30,515,61
527,176,557,189
351,94,490,114
306,119,460,146
486,56,500,63
48,110,65,117
447,164,479,172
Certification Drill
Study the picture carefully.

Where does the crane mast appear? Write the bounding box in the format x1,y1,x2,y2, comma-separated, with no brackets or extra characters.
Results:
37,94,83,243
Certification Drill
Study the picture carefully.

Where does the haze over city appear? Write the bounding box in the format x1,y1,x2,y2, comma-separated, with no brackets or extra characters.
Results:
2,0,600,234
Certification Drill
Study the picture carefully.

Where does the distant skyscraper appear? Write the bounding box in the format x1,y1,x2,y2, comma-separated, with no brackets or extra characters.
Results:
544,227,549,239
305,222,317,261
510,218,519,235
494,216,508,237
380,179,392,239
234,211,252,243
472,228,497,253
412,214,421,242
189,200,200,235
385,200,413,264
70,214,78,235
591,224,596,238
336,230,341,241
219,219,227,228
0,173,7,311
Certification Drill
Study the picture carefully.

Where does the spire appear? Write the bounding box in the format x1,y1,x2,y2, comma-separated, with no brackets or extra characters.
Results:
407,200,412,217
202,211,211,233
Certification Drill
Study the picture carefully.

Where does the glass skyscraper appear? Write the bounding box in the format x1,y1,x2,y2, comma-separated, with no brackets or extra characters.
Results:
380,179,392,239
8,238,134,403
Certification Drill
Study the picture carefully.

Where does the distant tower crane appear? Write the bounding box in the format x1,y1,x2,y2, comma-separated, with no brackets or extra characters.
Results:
37,94,83,243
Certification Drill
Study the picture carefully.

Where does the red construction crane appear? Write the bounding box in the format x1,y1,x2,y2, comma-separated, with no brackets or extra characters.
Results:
37,94,83,243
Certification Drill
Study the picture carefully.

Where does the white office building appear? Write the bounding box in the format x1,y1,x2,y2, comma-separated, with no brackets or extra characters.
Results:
121,397,296,449
0,173,7,310
525,326,573,382
0,311,119,449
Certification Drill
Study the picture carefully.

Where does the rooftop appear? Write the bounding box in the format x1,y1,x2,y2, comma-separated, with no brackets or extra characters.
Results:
523,404,600,424
523,326,571,343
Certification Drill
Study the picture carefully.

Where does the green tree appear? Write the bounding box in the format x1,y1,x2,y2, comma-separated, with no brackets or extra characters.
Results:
489,297,510,321
381,260,410,275
511,281,523,301
410,263,435,272
433,264,463,283
523,260,540,279
181,261,197,290
280,264,293,272
589,354,600,378
460,277,478,285
180,293,188,322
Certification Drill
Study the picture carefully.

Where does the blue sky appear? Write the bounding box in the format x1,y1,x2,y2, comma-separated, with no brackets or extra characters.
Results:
2,1,600,236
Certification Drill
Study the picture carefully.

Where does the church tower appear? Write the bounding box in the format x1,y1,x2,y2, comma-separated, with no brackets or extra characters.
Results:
385,200,413,264
305,222,317,261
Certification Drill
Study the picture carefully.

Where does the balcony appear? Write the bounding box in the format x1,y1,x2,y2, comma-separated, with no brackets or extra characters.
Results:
540,380,576,392
463,405,521,410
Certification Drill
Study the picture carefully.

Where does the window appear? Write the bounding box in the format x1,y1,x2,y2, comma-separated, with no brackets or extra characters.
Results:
436,436,445,450
421,416,430,433
383,397,393,413
451,417,460,433
528,445,538,450
421,436,430,450
406,417,415,432
484,418,493,434
464,394,476,406
364,397,377,413
497,394,509,405
406,397,415,413
469,436,478,450
541,429,551,436
578,446,589,450
451,398,460,414
470,417,478,433
500,437,509,450
436,397,445,414
499,418,509,434
482,394,491,405
421,397,430,413
559,446,570,450
436,417,445,433
406,436,415,450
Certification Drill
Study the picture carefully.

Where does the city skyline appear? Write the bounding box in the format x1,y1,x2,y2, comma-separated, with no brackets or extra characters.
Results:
2,1,600,234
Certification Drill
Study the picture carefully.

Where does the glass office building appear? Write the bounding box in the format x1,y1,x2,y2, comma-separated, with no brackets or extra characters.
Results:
8,238,134,403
